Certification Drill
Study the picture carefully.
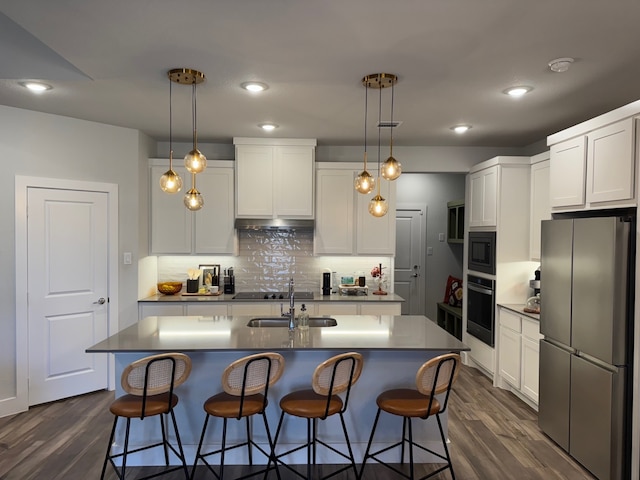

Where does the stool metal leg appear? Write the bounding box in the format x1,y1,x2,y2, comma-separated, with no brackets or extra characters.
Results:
168,409,190,479
359,407,381,479
408,417,414,480
160,414,170,466
100,416,118,480
401,416,407,464
191,414,210,480
436,414,455,480
339,412,358,477
246,417,253,465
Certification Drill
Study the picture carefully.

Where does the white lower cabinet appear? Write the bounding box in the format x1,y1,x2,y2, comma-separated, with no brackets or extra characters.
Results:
140,301,402,321
140,303,229,319
497,306,542,407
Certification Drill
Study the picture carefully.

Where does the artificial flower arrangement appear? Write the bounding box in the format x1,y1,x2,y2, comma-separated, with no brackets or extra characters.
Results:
371,263,387,295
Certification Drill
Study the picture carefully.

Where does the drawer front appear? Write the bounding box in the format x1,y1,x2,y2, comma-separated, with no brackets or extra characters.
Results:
522,317,541,340
500,309,521,333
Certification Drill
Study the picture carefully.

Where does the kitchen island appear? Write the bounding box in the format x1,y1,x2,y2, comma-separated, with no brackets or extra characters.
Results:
88,314,468,466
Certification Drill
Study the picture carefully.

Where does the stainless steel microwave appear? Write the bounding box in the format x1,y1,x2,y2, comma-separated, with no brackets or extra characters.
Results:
468,231,496,275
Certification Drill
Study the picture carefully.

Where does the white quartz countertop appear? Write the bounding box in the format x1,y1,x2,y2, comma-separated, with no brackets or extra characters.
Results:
139,292,405,303
87,315,468,353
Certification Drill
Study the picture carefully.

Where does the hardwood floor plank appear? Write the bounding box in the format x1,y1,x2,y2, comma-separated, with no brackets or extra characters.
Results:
0,365,597,480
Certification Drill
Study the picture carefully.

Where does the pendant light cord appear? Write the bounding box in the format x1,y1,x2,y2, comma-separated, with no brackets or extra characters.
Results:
364,81,368,168
192,82,197,149
377,83,382,195
389,80,395,155
169,76,173,167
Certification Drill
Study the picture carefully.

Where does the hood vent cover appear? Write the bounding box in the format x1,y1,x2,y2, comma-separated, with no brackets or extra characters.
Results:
235,218,315,231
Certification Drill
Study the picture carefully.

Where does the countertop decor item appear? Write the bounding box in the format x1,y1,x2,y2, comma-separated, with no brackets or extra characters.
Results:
157,281,183,295
371,263,387,295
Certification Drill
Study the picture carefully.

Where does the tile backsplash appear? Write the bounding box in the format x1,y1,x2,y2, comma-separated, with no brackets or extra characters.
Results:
156,230,393,294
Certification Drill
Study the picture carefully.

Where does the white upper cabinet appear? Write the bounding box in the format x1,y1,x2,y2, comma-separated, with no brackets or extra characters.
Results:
150,160,236,255
586,118,635,204
234,138,316,219
548,117,636,211
549,136,586,208
469,165,498,227
530,155,551,261
315,163,396,255
315,169,354,254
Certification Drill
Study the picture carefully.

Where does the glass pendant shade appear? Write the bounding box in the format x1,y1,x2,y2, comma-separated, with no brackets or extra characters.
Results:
159,168,182,193
184,148,207,174
184,187,204,211
369,193,389,217
381,155,402,180
355,169,375,194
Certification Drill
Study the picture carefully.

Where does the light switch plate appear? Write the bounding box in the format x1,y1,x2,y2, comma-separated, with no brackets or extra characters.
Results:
123,252,132,265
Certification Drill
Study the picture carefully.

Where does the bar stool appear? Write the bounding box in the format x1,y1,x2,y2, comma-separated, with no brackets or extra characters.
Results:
191,352,285,480
359,353,461,480
100,352,192,480
272,351,364,480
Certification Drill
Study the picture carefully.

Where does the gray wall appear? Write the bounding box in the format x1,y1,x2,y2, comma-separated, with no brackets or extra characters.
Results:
0,105,152,405
396,173,466,321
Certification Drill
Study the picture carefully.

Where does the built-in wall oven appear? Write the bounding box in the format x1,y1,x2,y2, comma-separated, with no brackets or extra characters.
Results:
466,274,495,347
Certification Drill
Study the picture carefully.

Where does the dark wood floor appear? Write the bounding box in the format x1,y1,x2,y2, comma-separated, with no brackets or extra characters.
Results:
0,365,595,479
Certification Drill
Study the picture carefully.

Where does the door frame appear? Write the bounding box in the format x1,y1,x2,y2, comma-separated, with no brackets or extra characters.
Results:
395,203,427,315
12,175,118,416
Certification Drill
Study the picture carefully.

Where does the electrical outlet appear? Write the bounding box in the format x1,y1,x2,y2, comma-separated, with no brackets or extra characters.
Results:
438,233,445,242
427,247,433,256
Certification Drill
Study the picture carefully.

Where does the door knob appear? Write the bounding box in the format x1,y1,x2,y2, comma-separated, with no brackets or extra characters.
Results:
93,297,106,305
412,273,420,277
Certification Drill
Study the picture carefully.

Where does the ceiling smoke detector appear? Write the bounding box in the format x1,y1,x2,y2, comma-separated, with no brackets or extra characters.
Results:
548,57,574,73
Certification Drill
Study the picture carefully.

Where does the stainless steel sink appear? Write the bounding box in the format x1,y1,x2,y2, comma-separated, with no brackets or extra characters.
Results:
246,317,337,328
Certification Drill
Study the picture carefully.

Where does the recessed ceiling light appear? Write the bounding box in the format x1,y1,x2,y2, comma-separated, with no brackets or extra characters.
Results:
504,86,533,97
451,125,471,134
20,81,52,93
241,82,269,92
548,57,574,73
258,123,278,132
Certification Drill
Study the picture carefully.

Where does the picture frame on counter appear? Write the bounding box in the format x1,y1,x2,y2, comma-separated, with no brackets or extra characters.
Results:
199,264,220,288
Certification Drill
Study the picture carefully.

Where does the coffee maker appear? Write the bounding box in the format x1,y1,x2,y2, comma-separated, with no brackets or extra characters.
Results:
529,266,541,296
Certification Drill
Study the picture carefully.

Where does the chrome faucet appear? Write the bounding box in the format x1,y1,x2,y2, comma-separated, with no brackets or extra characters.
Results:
288,277,295,331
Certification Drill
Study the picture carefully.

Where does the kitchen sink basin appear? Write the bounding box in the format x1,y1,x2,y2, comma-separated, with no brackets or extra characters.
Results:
246,317,337,328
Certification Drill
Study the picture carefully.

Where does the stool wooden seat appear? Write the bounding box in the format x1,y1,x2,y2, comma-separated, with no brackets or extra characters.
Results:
100,352,192,480
272,352,364,480
359,353,461,480
191,352,285,480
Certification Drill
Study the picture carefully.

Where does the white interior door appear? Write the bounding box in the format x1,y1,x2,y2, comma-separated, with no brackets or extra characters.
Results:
394,208,425,314
27,187,109,406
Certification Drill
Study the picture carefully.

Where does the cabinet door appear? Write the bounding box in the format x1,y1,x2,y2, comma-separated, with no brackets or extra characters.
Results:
186,304,228,316
469,166,497,227
236,145,274,217
549,137,586,207
315,169,354,254
586,118,635,204
521,335,540,403
139,303,185,320
229,303,280,316
150,165,192,254
356,178,397,254
360,303,401,315
195,168,236,254
317,303,358,315
274,146,314,218
530,160,550,260
499,325,521,388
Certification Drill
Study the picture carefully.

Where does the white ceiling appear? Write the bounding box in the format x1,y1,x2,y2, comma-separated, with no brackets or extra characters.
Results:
1,0,640,149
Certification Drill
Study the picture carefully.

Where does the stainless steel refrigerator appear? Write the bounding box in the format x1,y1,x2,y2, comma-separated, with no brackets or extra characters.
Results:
539,215,634,480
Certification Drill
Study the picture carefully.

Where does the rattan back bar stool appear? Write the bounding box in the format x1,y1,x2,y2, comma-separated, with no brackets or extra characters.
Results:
100,352,192,480
190,352,285,480
359,353,461,480
271,351,364,480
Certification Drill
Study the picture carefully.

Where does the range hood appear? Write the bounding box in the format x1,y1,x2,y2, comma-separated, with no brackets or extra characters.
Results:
234,218,315,231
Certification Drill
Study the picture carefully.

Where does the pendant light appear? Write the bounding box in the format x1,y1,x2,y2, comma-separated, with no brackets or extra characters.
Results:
355,79,375,194
381,75,401,181
184,173,204,211
369,79,389,217
168,68,207,174
159,75,183,193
